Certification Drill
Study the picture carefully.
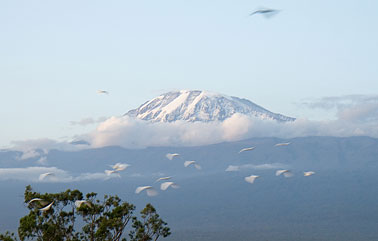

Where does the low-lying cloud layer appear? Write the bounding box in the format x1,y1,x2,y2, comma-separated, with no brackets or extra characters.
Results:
0,166,115,183
87,111,378,149
11,139,84,152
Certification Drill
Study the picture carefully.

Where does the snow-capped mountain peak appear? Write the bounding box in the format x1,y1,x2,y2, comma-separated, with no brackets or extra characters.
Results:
125,90,295,122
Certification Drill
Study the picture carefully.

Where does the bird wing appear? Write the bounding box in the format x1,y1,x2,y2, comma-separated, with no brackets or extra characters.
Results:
184,161,195,167
39,201,54,211
27,198,43,205
146,188,158,197
135,186,151,194
114,163,129,171
84,201,92,207
283,171,293,178
275,142,290,146
262,10,279,18
39,172,54,181
239,147,255,153
75,200,84,208
110,163,120,169
275,170,288,176
249,10,261,16
194,164,202,170
155,176,172,183
245,175,259,184
76,200,91,208
166,153,179,160
304,171,315,176
160,182,173,191
105,170,116,176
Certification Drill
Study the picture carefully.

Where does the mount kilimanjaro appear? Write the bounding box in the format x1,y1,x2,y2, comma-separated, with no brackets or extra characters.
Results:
124,90,295,122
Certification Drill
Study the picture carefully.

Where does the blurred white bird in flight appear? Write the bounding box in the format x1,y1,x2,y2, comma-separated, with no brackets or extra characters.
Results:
276,169,293,178
160,181,179,191
166,153,180,160
275,142,291,147
155,176,172,183
244,175,260,184
239,147,255,153
304,171,315,177
105,162,130,176
135,186,158,196
105,170,120,176
184,161,202,170
110,163,130,171
39,172,54,181
75,200,92,208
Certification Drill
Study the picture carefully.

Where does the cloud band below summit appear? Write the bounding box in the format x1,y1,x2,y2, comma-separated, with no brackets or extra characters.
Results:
87,113,378,149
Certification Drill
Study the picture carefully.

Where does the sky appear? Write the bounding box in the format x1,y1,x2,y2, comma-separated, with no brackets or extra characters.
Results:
1,0,378,148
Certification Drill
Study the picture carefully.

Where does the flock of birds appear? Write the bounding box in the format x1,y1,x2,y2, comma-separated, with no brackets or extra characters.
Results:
121,156,200,197
35,141,316,208
240,142,315,184
130,141,315,197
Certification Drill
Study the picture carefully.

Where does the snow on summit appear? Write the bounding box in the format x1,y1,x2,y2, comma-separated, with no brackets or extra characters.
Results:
125,90,295,122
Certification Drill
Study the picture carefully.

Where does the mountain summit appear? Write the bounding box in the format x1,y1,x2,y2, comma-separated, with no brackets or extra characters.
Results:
125,90,295,122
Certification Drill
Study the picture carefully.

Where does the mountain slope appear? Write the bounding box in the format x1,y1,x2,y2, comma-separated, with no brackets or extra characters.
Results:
124,90,295,122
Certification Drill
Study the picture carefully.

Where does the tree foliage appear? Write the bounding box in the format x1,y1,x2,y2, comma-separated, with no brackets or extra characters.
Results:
129,204,171,241
0,186,170,241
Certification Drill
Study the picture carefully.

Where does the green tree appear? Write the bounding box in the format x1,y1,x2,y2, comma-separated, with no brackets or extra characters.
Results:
0,186,170,241
0,232,17,241
129,204,171,241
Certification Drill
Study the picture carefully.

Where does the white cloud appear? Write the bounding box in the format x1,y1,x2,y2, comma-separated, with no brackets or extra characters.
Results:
225,163,286,172
88,114,287,148
10,138,90,154
17,149,42,160
302,95,378,123
88,116,225,148
70,116,108,126
36,156,48,165
86,111,378,149
337,102,378,123
0,167,116,183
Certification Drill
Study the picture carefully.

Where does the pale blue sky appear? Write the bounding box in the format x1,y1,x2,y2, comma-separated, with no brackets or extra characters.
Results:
1,0,378,147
